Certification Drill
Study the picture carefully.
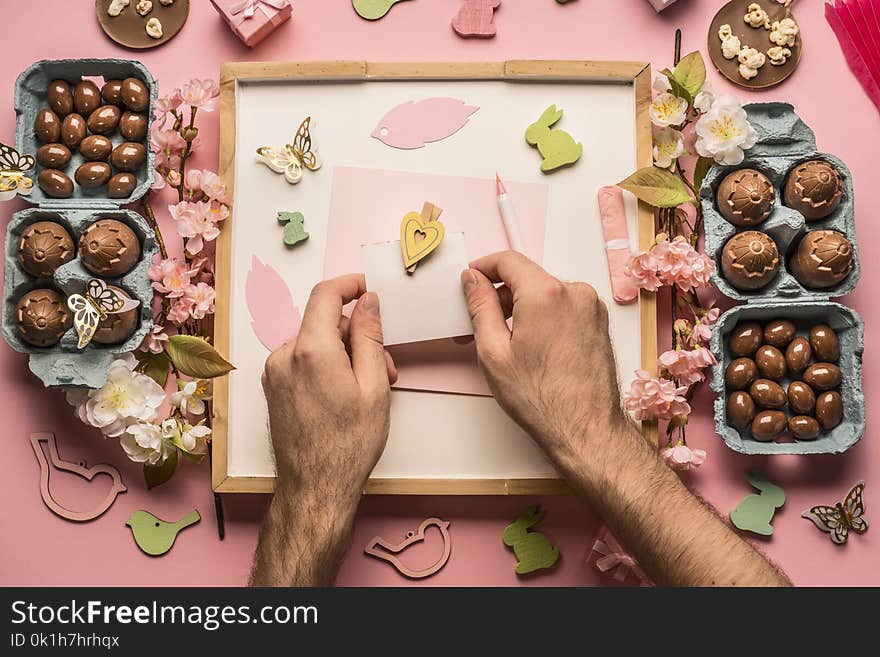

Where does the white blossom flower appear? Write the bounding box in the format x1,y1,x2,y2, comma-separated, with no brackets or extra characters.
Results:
120,419,177,465
695,96,758,165
178,422,211,455
653,127,686,170
693,79,715,114
169,379,211,416
649,92,688,128
652,74,671,93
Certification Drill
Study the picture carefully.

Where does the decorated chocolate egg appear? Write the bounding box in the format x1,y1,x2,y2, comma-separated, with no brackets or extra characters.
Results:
17,221,75,278
79,219,141,277
720,230,779,291
784,160,843,220
716,169,775,227
790,230,854,289
15,288,72,347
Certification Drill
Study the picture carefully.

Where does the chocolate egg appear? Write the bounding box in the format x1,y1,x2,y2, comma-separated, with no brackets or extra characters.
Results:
815,391,843,430
755,345,787,381
790,230,854,289
803,362,842,391
15,288,72,347
101,79,124,106
79,134,113,162
721,230,779,291
34,108,61,143
725,357,758,390
92,285,139,345
17,221,75,278
37,169,73,199
73,80,101,116
79,219,141,277
121,77,149,112
763,320,796,348
61,113,87,150
728,321,763,357
716,168,775,227
751,410,787,442
107,172,138,199
35,143,71,169
787,381,816,415
749,379,786,409
47,80,73,116
788,415,821,440
809,324,840,362
784,160,843,220
110,142,147,172
785,337,812,374
119,112,148,141
727,391,756,429
86,105,121,135
75,162,112,189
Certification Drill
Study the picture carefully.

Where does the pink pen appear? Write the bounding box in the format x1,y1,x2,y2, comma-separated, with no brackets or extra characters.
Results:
495,172,526,254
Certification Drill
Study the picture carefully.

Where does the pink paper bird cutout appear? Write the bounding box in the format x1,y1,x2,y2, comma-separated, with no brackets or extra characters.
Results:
245,255,301,352
826,0,880,113
371,97,479,150
452,0,501,38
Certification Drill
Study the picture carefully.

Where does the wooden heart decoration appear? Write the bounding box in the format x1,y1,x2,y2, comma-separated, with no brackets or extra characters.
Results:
400,211,445,270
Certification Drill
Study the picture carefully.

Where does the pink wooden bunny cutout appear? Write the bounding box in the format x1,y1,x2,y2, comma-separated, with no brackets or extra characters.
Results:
452,0,501,38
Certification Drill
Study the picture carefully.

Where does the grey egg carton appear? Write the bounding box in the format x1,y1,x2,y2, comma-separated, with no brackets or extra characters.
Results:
704,103,865,455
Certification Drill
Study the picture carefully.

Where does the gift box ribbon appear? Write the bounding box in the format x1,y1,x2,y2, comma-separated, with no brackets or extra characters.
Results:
592,533,652,586
229,0,287,23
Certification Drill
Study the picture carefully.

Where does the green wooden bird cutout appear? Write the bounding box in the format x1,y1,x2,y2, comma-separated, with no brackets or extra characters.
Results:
278,211,309,247
126,509,201,556
729,471,785,536
353,0,411,21
502,506,560,575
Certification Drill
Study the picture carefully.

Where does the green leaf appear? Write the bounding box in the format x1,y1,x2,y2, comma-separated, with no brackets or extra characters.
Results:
135,350,171,387
167,335,235,379
660,68,692,105
672,51,707,99
618,167,695,208
693,156,715,193
144,449,178,489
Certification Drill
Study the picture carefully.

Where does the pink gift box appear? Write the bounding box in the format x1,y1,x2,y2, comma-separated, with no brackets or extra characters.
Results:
211,0,292,48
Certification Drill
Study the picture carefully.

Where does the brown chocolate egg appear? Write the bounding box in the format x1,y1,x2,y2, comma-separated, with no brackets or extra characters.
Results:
790,230,854,289
803,362,842,391
809,324,840,362
787,381,816,415
73,80,101,116
751,410,787,442
728,321,763,357
764,320,796,348
47,80,73,116
721,230,779,291
755,345,787,381
79,219,141,277
110,142,147,172
34,108,61,143
119,112,148,141
725,357,758,390
61,113,87,150
716,168,775,227
79,134,113,162
86,105,121,135
92,285,139,345
75,162,112,189
17,221,75,278
727,391,756,430
815,391,843,430
788,416,821,440
107,173,138,199
101,79,124,106
784,160,843,220
15,288,72,347
121,77,149,112
37,169,73,198
749,379,786,409
35,143,71,169
785,337,812,374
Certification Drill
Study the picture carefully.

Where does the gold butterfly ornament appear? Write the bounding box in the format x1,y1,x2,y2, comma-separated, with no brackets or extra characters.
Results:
802,481,869,545
67,279,141,349
0,141,35,201
256,116,321,185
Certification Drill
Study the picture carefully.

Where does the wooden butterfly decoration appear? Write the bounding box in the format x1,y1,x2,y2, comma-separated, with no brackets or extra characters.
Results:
67,279,140,349
256,116,321,185
0,141,35,201
802,481,869,545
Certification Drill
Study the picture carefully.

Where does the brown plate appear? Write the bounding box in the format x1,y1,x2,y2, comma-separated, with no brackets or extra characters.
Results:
708,0,802,90
96,0,189,50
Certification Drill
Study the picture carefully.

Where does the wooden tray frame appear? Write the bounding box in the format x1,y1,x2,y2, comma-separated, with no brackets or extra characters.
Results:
213,60,657,495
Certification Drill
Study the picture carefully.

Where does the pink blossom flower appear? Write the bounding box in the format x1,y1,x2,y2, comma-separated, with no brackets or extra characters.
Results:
166,170,181,188
661,443,707,471
658,347,717,385
199,171,228,203
139,325,169,354
184,168,204,197
183,282,216,319
191,256,214,284
151,127,186,170
690,307,720,346
626,251,663,292
148,256,199,298
624,369,691,421
154,89,183,118
179,79,219,112
630,236,717,293
206,200,229,224
167,297,193,325
169,201,221,255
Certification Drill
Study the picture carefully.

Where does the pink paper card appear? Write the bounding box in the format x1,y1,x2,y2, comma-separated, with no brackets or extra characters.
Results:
324,166,549,396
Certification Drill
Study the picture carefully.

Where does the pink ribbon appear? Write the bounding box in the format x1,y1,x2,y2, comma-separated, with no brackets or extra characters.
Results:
229,0,287,22
591,531,653,587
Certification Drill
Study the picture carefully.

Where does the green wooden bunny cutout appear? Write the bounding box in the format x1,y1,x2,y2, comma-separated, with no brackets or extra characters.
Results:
525,104,583,173
278,211,309,247
729,471,786,536
502,506,560,575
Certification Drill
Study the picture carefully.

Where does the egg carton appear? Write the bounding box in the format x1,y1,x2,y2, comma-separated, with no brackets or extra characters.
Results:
1,59,159,388
703,103,865,455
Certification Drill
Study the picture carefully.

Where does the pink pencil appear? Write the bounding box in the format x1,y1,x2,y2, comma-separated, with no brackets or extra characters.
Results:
495,172,526,253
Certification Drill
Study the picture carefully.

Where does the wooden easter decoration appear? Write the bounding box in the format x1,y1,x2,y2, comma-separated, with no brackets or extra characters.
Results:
364,517,452,579
502,506,560,575
126,509,201,556
452,0,501,38
30,432,127,522
802,481,868,545
729,470,785,536
0,141,35,201
525,104,583,173
353,0,411,21
256,116,321,185
68,278,141,349
277,211,309,247
401,202,445,274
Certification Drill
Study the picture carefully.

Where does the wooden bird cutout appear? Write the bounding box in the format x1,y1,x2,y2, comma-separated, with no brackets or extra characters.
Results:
30,432,126,522
126,509,201,556
364,517,451,578
729,471,785,536
452,0,501,38
503,506,560,575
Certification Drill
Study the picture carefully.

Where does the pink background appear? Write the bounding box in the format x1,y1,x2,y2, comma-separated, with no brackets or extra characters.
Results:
1,0,877,586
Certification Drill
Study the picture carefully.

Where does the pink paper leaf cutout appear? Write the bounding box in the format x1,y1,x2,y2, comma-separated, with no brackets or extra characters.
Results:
452,0,501,38
826,1,880,112
371,98,479,150
245,255,301,352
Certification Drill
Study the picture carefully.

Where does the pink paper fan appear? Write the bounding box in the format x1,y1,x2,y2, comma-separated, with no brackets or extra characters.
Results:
826,0,880,111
